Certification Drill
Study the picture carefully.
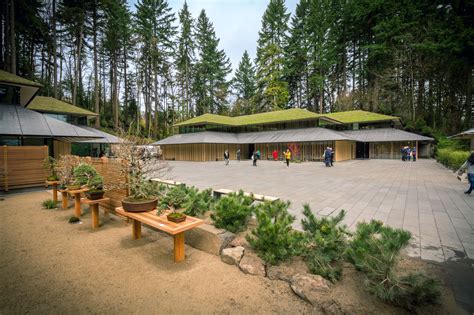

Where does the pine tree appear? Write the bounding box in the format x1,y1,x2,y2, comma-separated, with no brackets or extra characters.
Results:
255,0,290,112
232,50,257,115
194,10,231,115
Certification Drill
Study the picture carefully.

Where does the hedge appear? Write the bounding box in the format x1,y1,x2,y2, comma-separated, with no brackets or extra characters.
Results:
436,149,469,170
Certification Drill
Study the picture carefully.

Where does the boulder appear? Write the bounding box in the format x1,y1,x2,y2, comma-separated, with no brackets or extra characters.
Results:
290,273,331,305
229,235,250,248
221,246,245,265
238,251,266,276
185,224,235,256
266,257,309,282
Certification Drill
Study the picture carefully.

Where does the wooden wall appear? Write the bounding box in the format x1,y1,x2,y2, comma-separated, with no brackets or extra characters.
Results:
162,144,248,161
369,141,417,159
255,141,335,161
335,140,355,161
53,140,71,158
0,146,48,191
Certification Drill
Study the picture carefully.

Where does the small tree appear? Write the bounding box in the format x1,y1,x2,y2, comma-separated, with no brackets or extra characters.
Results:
43,156,58,180
211,191,254,233
56,155,83,188
246,200,300,265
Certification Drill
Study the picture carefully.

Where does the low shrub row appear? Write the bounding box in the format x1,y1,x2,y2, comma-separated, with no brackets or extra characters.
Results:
436,148,469,170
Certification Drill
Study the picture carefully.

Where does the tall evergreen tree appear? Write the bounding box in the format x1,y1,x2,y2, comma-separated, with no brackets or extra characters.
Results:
232,50,257,115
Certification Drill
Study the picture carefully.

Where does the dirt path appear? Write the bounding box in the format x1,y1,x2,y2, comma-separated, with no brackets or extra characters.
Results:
0,190,314,314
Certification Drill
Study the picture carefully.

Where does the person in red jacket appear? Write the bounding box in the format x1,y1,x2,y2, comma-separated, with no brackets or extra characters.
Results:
272,150,278,161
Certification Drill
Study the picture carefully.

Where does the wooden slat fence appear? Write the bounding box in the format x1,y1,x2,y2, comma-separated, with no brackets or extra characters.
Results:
0,146,48,191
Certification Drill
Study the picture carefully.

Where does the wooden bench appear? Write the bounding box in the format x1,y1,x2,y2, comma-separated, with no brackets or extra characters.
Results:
150,178,185,187
81,197,110,229
115,207,203,262
213,188,280,202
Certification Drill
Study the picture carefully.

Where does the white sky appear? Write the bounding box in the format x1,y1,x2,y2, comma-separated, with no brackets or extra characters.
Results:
127,0,298,73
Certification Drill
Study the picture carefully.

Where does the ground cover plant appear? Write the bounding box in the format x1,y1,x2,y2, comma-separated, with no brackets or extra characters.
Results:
247,200,301,265
42,199,56,209
300,205,350,282
211,191,254,233
346,220,441,310
69,216,80,223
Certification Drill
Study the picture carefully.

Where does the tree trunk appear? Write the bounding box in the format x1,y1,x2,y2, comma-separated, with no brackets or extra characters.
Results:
93,1,100,128
52,0,57,98
9,0,16,74
73,22,84,105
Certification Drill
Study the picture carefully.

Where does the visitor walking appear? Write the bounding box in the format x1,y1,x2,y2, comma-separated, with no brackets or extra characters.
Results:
324,147,332,167
401,146,406,161
224,150,229,166
406,147,411,161
330,147,335,166
284,149,291,167
412,147,417,162
272,150,278,161
252,151,257,166
236,149,241,162
458,152,474,195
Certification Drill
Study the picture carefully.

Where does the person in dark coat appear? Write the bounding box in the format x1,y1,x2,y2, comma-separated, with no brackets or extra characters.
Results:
324,147,332,167
330,147,335,166
252,151,257,166
224,150,229,165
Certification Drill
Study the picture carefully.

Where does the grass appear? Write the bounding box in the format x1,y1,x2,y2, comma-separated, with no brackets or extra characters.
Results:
29,96,98,116
42,199,56,209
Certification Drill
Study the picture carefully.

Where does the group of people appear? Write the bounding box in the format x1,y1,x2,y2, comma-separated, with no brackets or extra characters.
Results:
401,146,417,161
323,147,335,167
458,152,474,195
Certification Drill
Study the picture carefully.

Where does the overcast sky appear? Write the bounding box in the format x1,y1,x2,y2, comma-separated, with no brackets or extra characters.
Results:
127,0,298,74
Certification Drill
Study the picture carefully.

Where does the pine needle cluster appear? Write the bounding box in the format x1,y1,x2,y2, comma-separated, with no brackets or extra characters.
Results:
211,191,254,233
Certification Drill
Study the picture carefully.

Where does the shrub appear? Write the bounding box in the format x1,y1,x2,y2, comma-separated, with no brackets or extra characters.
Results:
159,185,189,211
346,220,441,309
183,187,214,217
42,199,56,209
436,148,469,170
211,190,254,233
300,205,350,282
246,200,300,265
69,216,80,223
73,163,98,186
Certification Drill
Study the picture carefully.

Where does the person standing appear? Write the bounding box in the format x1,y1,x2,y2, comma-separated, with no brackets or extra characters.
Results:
236,149,241,162
284,149,291,167
224,150,230,166
272,150,278,161
412,147,417,162
406,147,411,161
256,149,261,160
252,151,257,166
330,147,335,167
324,147,332,167
458,152,474,195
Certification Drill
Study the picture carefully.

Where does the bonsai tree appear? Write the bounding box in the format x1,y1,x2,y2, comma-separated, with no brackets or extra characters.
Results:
56,155,83,189
43,156,58,181
158,185,189,221
73,163,99,186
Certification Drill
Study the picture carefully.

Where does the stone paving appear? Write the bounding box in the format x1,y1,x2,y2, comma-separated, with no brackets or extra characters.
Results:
165,159,474,263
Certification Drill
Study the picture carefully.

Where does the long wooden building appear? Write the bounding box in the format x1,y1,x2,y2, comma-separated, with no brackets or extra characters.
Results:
154,109,433,162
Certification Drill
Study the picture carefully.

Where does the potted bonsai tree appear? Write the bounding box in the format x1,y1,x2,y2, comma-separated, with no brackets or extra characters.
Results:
158,185,189,222
56,155,82,190
73,163,104,200
43,156,58,181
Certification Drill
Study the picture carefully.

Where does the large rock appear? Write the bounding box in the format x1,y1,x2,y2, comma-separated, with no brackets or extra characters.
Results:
185,224,235,256
221,246,245,265
290,273,331,305
239,251,266,276
228,234,250,248
266,257,309,282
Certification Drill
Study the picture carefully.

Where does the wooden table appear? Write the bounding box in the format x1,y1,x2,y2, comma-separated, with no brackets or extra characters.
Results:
45,180,60,203
115,207,203,262
67,188,89,217
81,197,110,229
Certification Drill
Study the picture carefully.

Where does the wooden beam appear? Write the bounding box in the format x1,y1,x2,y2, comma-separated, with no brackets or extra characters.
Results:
174,232,185,262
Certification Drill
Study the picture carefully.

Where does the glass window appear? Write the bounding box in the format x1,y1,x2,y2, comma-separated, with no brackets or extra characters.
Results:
0,136,21,146
0,84,20,105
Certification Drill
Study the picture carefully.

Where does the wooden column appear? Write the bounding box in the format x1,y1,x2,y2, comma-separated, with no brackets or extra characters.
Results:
174,232,185,262
91,203,99,229
61,191,68,209
3,145,8,192
52,183,58,203
74,193,81,217
132,219,141,239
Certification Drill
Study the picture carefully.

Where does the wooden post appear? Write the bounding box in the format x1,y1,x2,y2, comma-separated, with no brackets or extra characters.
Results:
61,191,68,209
174,232,185,262
52,183,58,203
91,203,99,229
74,193,81,217
3,145,8,192
416,141,419,160
132,219,141,239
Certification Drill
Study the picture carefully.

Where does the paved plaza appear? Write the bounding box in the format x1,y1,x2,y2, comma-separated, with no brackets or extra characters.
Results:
165,159,474,263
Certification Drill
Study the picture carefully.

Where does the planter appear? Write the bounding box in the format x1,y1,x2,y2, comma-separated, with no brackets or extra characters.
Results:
66,184,81,190
122,197,158,213
167,213,187,223
86,190,105,200
47,175,59,181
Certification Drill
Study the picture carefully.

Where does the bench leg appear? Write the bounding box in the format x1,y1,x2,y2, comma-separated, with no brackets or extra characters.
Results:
103,208,110,220
61,192,68,209
52,184,58,204
91,204,99,229
174,232,185,262
132,219,141,239
74,193,81,217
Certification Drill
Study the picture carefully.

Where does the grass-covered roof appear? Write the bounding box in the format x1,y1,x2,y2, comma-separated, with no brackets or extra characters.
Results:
0,70,43,88
174,108,321,127
28,96,98,116
323,110,399,124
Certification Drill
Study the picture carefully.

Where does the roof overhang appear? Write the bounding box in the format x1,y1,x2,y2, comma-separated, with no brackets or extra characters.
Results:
448,128,474,140
74,126,124,144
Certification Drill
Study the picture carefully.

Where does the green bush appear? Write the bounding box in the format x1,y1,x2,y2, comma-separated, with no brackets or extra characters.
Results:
73,163,99,186
211,190,254,233
436,148,469,170
246,200,300,265
300,205,350,282
183,187,214,217
159,185,189,211
346,220,441,309
69,216,80,223
42,199,56,209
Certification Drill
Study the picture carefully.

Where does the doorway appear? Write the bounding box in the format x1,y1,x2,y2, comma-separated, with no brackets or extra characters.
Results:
356,142,369,159
248,143,255,159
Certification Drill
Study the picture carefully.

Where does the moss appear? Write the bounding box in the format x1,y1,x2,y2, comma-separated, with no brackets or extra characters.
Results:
28,96,98,116
324,110,399,124
0,70,43,87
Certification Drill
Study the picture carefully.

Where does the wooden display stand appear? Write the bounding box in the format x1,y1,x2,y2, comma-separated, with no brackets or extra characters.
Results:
59,189,69,209
115,207,203,262
67,188,89,217
80,197,110,229
45,180,60,203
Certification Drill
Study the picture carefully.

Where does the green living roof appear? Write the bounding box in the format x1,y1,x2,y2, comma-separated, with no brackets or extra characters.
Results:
174,108,322,127
324,110,399,124
28,96,98,116
0,70,43,88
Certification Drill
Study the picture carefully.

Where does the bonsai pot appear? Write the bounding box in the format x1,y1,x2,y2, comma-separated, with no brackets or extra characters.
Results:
47,175,59,181
167,212,187,223
66,184,81,190
122,197,158,212
86,190,105,200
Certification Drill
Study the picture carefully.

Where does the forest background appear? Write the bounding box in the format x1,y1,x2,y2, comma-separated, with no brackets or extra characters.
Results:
1,0,472,142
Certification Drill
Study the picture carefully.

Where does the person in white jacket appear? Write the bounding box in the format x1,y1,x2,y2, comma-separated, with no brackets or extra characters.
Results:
458,152,474,195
